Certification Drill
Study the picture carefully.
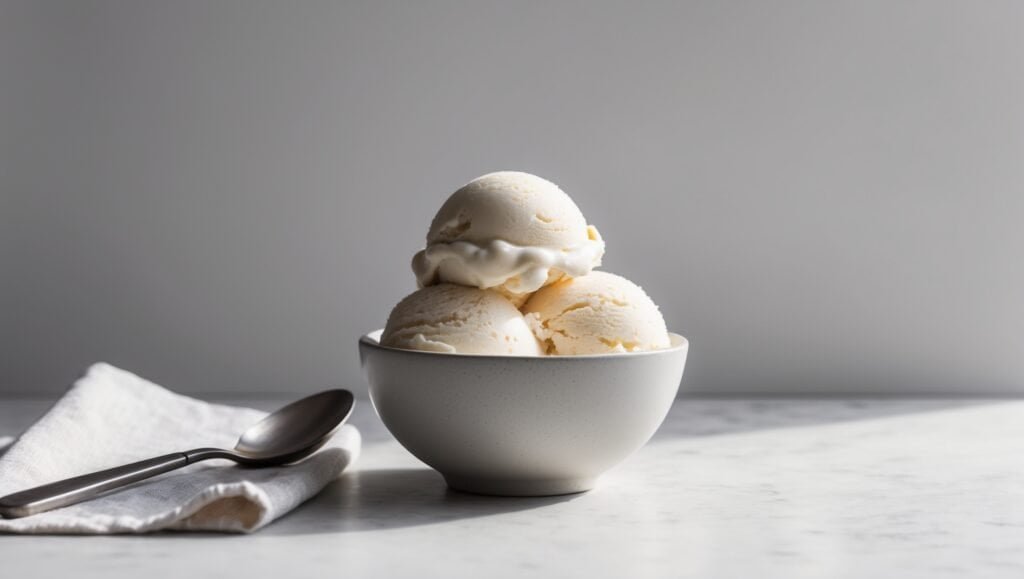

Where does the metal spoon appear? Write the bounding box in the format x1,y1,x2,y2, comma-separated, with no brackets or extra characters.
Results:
0,389,355,519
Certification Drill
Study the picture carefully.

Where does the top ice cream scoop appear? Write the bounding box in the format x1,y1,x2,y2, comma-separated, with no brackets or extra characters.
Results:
412,171,604,305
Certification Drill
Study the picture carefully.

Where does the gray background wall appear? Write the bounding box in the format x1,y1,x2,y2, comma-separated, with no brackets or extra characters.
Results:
3,0,1023,396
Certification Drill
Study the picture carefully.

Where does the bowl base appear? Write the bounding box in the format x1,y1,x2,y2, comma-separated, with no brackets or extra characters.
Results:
444,475,597,497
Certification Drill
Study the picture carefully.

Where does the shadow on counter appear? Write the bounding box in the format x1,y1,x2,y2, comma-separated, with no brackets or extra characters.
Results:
260,467,579,536
652,397,1001,440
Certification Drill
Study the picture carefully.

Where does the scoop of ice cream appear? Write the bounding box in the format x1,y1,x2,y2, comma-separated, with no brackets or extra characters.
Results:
522,271,670,355
382,284,542,355
412,171,604,304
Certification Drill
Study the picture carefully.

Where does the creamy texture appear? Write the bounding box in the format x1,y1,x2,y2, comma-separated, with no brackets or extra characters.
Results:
522,271,670,355
382,284,542,355
413,229,603,294
413,171,604,301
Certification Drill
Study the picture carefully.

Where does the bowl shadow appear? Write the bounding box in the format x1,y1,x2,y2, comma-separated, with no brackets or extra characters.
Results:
260,467,580,536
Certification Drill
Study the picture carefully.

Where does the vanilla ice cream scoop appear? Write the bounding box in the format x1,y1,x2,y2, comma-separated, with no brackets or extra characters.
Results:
522,271,670,355
412,171,604,305
382,284,542,355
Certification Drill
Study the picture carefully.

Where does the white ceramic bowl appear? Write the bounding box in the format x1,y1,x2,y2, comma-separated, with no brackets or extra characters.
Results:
359,329,689,496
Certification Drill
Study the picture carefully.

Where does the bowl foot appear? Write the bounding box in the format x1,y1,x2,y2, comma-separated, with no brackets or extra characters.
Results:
444,475,597,497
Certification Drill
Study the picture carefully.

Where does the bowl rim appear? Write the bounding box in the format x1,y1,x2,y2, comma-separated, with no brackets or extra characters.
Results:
359,329,689,361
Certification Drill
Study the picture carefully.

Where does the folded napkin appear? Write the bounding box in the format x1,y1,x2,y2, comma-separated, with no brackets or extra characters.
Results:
0,363,360,534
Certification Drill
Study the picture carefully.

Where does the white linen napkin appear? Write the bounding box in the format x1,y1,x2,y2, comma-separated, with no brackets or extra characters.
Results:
0,363,360,534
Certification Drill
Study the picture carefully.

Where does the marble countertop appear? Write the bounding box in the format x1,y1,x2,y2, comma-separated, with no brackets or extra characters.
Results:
2,396,1023,578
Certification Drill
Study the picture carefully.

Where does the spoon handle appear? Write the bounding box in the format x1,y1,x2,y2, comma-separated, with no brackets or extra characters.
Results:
0,453,189,519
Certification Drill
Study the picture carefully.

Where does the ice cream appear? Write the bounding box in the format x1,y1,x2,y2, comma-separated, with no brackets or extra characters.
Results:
381,284,543,355
381,171,674,357
412,171,604,306
522,271,670,355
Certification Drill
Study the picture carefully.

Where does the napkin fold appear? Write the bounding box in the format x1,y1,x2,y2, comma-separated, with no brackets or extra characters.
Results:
0,363,360,534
